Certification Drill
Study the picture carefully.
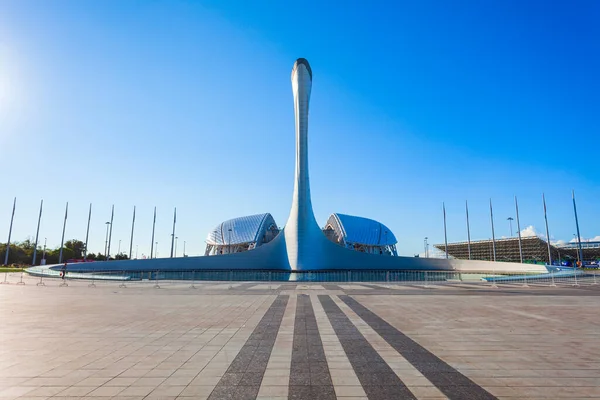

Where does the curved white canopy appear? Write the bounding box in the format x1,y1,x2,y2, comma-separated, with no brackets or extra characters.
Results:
326,213,397,246
206,213,278,246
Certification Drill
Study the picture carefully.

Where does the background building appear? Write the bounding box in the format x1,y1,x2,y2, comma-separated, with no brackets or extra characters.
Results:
435,237,600,264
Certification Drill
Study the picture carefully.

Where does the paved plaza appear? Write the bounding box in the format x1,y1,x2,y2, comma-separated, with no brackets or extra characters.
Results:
1,273,600,399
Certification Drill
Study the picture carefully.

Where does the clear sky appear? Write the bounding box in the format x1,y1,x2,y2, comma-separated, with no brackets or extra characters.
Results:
1,0,599,258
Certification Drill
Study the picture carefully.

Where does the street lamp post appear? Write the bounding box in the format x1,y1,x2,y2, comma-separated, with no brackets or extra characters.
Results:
573,234,580,265
32,199,43,266
117,239,121,256
174,237,178,258
228,228,232,254
507,217,514,237
424,237,428,258
104,222,111,258
3,197,16,266
42,238,47,264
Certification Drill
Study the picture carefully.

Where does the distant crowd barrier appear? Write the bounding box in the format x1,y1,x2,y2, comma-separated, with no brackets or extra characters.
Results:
15,266,596,289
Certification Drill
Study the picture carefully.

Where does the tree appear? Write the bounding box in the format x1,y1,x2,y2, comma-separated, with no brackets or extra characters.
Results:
64,239,86,259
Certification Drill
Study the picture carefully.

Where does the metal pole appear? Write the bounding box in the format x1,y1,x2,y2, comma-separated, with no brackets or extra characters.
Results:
542,193,552,266
183,241,186,257
83,203,92,261
174,237,178,258
515,196,523,263
443,203,448,259
170,208,176,258
228,228,232,254
507,217,514,237
489,199,496,261
572,190,584,266
155,241,158,258
42,238,47,262
58,202,68,264
129,206,136,260
465,200,471,260
32,199,43,265
3,197,16,266
117,239,121,255
150,206,156,259
104,222,110,258
107,205,114,260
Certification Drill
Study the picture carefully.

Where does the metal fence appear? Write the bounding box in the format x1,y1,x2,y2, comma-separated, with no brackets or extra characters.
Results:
4,267,597,289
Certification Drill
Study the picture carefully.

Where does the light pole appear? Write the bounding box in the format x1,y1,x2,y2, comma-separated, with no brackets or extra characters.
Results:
3,197,16,266
507,217,514,237
183,241,186,257
42,238,47,264
573,234,580,265
424,237,428,258
155,241,158,258
104,222,111,258
174,237,178,257
32,199,43,266
228,228,232,254
515,196,524,263
572,190,584,265
117,239,121,256
489,199,496,261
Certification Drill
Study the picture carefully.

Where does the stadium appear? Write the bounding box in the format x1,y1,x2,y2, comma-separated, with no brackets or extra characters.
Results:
434,237,600,265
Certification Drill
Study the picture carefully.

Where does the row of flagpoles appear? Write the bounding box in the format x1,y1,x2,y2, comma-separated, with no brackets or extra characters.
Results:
2,200,178,266
441,190,585,264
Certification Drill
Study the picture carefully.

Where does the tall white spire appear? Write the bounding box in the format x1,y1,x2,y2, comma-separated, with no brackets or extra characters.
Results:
284,58,326,270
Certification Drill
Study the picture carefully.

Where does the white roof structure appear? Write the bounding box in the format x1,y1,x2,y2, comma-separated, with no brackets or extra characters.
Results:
326,213,397,246
206,213,278,246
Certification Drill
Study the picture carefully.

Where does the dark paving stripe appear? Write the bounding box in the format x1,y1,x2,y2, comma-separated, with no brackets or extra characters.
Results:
318,295,417,400
234,283,261,290
321,284,343,291
289,294,335,399
207,295,289,400
339,295,498,400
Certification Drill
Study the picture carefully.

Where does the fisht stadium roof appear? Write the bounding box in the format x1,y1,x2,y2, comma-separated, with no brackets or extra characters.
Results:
206,213,278,246
326,213,397,246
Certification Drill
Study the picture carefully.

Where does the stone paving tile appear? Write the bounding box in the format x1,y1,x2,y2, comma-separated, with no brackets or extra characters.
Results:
288,294,335,399
2,279,600,399
207,295,289,400
318,295,417,399
340,295,497,400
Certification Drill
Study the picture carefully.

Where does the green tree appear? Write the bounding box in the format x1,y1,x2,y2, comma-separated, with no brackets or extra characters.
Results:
64,239,86,259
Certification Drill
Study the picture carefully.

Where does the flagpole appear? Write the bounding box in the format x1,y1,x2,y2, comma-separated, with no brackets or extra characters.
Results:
31,199,44,265
465,200,471,260
150,207,156,259
83,203,92,261
572,190,584,265
515,196,523,263
490,199,496,261
542,193,552,266
170,207,176,258
106,205,114,260
3,197,16,266
58,202,68,264
129,206,136,260
443,202,448,259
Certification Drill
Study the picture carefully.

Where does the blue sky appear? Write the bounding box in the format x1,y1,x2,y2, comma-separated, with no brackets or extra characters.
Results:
1,0,599,258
